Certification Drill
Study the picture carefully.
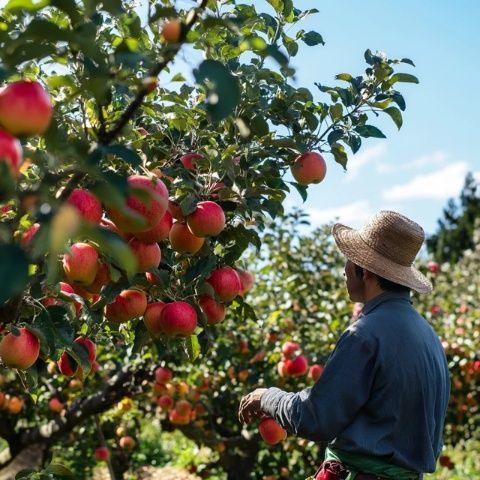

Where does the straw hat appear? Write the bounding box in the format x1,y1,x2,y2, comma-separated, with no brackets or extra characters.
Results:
332,210,432,294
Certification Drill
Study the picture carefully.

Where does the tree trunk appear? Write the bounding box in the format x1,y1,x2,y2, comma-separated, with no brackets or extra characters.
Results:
0,444,46,480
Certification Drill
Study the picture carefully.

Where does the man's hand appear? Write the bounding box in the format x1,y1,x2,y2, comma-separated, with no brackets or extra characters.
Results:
238,388,267,424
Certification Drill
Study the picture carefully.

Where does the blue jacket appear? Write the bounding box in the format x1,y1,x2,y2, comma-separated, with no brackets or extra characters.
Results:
260,291,450,473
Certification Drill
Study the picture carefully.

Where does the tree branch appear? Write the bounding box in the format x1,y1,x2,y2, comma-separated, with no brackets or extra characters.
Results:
13,364,153,453
99,0,209,145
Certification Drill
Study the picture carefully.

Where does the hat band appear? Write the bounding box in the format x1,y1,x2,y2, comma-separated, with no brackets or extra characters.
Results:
358,231,412,267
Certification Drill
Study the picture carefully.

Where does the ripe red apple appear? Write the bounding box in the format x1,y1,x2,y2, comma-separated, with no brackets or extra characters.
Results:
58,281,82,316
169,222,205,254
106,175,169,233
206,267,242,302
84,263,111,294
309,364,324,382
63,242,99,285
158,395,173,410
67,189,103,224
58,351,77,377
119,436,136,449
281,341,301,359
48,398,64,413
159,301,198,336
134,211,172,243
20,223,40,248
285,355,309,376
0,80,53,136
75,336,96,364
198,295,225,325
431,305,441,316
143,302,166,336
128,238,161,272
186,201,225,237
95,446,110,462
259,417,287,445
0,328,40,370
0,129,22,175
162,20,183,43
277,361,288,377
7,396,24,414
427,261,439,274
105,289,147,323
169,408,190,425
155,366,173,384
237,269,254,295
175,399,192,416
180,152,203,170
290,152,327,185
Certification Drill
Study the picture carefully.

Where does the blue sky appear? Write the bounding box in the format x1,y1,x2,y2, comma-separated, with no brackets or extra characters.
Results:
277,0,480,234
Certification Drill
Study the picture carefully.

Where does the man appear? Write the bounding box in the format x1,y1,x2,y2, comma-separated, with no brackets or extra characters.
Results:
238,211,450,480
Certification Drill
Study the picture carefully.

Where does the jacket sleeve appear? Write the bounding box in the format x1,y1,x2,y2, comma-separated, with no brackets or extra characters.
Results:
260,329,377,442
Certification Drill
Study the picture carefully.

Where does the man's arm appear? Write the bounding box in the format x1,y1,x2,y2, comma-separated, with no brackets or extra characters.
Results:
258,329,377,442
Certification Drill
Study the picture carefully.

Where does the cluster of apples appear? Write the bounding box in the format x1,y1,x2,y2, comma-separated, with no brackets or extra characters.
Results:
0,391,24,414
0,79,53,177
277,341,324,381
152,366,208,427
94,425,137,463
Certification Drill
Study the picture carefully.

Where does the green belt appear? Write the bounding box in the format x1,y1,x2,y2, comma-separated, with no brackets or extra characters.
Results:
324,446,420,480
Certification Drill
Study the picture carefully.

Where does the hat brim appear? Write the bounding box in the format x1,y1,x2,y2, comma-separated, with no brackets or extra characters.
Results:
332,223,433,294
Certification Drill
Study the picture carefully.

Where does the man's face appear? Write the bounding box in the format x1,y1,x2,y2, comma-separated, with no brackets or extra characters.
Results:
344,259,365,302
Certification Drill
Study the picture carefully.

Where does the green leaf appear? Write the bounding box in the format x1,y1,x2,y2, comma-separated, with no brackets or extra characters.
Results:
249,115,270,137
185,255,217,284
185,334,200,361
355,125,386,138
329,103,343,122
101,144,142,167
30,312,56,357
350,135,362,154
385,73,419,89
335,73,353,82
132,321,150,354
264,44,290,68
302,31,324,46
331,143,348,169
384,106,403,129
171,73,186,82
180,195,198,217
45,463,74,477
5,0,49,11
392,91,406,111
194,60,241,122
0,244,29,305
291,182,308,202
400,57,415,67
69,342,91,376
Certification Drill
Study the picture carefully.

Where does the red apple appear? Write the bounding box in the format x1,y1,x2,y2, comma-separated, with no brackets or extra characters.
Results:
169,408,190,425
143,302,166,336
106,175,169,233
0,328,40,370
63,242,99,285
206,267,242,302
198,295,225,325
162,20,183,43
277,361,288,377
281,341,301,359
290,152,327,185
180,152,203,170
175,399,192,416
105,289,148,323
431,305,441,316
186,201,225,237
95,446,110,462
57,351,77,377
169,222,205,254
67,189,103,224
309,364,324,382
20,223,40,248
158,395,173,410
145,271,161,285
48,398,64,413
427,261,439,274
0,80,53,136
237,269,254,295
119,436,136,449
134,211,172,243
84,263,111,294
75,336,96,364
155,366,173,384
285,355,309,376
159,301,197,336
128,238,161,272
0,129,22,175
259,417,287,445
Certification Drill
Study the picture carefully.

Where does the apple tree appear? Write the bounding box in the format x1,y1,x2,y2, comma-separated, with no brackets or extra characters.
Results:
0,0,418,477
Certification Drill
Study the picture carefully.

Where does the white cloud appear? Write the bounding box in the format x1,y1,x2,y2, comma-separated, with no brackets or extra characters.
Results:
306,200,375,229
377,150,448,174
344,143,387,182
382,161,468,201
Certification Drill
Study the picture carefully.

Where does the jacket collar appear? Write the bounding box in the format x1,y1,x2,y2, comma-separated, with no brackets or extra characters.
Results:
361,290,412,316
